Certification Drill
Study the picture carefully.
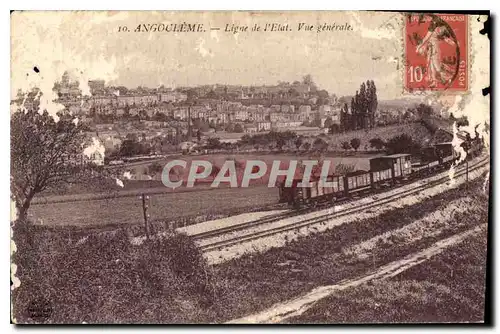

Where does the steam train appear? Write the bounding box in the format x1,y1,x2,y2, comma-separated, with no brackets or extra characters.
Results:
279,139,483,209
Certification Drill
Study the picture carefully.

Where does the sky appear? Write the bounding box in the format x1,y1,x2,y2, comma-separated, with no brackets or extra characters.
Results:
11,11,405,100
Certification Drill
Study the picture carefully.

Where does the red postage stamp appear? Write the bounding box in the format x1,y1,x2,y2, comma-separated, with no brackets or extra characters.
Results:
404,13,469,92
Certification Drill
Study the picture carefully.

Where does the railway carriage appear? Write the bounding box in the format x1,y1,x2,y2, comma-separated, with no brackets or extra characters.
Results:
369,154,412,181
278,174,345,208
371,167,393,188
434,142,457,168
344,170,372,195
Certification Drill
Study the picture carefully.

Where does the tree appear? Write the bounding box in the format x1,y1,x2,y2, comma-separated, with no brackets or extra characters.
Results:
302,74,313,85
341,141,351,152
206,137,221,149
350,138,361,152
385,134,422,155
276,137,287,151
351,94,358,130
119,139,144,157
316,89,329,105
340,103,350,132
323,117,333,129
302,142,311,151
369,137,385,150
233,123,244,133
416,103,433,119
366,80,378,128
294,136,303,150
147,161,163,175
205,90,218,99
350,80,378,130
313,137,328,152
329,124,340,134
185,89,198,101
11,110,97,222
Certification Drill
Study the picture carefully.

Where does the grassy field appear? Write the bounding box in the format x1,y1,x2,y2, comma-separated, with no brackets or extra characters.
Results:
30,185,280,227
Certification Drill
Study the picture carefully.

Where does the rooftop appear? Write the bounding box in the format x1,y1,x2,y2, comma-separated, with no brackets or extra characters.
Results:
382,153,412,158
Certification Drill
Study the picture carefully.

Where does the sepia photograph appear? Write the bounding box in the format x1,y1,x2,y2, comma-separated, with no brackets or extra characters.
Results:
9,10,491,324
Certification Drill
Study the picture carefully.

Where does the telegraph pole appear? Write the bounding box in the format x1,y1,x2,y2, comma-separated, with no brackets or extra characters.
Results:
466,151,469,186
187,104,192,140
141,193,150,240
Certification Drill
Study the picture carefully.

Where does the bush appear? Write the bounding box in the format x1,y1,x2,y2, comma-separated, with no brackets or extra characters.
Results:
147,161,164,175
350,138,361,152
11,223,216,323
369,137,385,150
385,134,421,155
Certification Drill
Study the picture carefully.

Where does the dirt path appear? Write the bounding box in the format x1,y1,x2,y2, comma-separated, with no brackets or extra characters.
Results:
227,224,485,324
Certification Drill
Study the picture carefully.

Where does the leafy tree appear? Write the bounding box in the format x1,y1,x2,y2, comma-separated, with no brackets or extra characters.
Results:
11,110,98,222
329,124,340,134
119,139,146,157
369,137,386,150
295,136,303,150
313,137,328,152
233,123,244,133
323,117,333,129
206,137,221,149
366,80,378,127
341,141,351,151
205,90,219,99
350,80,378,129
340,103,350,132
385,134,422,155
416,103,433,119
276,137,287,151
350,138,361,152
185,89,198,101
302,142,311,151
147,162,163,175
240,134,252,145
302,74,313,85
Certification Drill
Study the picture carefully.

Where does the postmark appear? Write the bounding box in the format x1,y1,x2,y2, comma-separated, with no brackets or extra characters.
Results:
404,13,469,92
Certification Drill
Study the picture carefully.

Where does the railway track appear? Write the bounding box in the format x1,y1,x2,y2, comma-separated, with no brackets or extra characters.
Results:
191,163,462,242
196,156,489,253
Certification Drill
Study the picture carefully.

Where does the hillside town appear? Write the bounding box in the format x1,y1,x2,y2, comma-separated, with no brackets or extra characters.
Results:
12,72,446,165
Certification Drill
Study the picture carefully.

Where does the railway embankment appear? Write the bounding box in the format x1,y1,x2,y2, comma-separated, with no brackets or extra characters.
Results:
213,177,489,323
282,225,488,323
198,156,488,264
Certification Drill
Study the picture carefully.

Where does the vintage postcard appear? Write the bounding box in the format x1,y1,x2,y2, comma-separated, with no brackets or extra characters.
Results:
10,11,490,324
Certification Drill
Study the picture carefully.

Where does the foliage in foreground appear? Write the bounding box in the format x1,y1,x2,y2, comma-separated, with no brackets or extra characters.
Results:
11,224,216,324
